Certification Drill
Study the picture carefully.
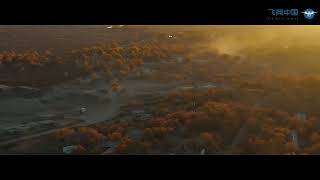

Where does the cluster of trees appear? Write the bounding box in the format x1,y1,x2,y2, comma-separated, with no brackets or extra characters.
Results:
220,107,320,154
232,74,320,116
0,38,195,91
143,127,175,139
163,102,243,142
44,83,320,155
115,137,137,153
146,117,179,128
50,127,106,154
72,45,123,76
38,50,320,155
69,40,171,80
199,132,223,153
243,123,293,154
159,88,233,111
65,40,194,91
107,132,123,141
152,88,320,154
114,139,153,154
46,106,320,155
0,50,54,67
236,74,320,90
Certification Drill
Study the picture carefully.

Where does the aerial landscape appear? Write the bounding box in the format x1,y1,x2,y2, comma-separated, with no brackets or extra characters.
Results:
1,25,320,155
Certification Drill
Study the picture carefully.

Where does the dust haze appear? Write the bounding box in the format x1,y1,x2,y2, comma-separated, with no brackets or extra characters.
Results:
1,25,320,155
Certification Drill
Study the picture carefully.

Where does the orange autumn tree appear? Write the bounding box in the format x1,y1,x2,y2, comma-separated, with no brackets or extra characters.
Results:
199,132,223,152
52,127,105,148
111,80,120,92
71,145,86,154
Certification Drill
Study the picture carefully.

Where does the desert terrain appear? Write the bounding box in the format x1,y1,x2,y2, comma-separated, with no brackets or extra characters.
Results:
1,26,320,155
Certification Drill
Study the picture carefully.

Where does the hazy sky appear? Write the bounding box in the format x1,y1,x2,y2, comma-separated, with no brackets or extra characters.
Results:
1,25,319,63
135,25,320,58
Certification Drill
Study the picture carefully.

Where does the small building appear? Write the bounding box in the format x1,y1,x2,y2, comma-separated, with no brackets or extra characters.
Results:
80,107,87,114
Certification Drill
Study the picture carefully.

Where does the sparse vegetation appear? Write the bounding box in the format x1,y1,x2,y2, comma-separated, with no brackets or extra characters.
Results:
2,26,320,155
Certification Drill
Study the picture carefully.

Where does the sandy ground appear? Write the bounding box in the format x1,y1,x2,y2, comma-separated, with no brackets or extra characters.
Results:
0,70,186,144
0,59,220,147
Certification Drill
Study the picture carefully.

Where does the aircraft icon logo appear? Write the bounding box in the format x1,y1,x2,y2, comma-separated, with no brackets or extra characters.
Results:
302,9,317,19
